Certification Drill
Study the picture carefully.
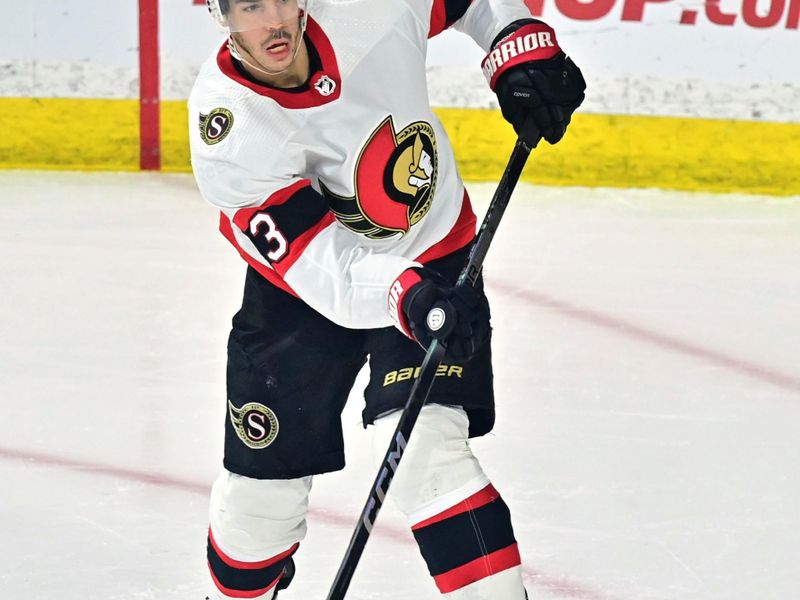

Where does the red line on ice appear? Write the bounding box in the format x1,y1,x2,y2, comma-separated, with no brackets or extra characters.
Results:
0,446,624,600
492,283,800,395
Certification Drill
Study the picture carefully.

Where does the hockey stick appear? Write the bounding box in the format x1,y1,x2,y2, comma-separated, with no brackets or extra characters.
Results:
326,135,535,600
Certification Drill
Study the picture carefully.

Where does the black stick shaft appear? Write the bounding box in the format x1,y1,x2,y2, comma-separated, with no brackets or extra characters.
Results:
326,137,533,600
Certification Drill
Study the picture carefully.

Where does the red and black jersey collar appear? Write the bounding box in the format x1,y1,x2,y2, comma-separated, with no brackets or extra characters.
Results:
217,17,341,109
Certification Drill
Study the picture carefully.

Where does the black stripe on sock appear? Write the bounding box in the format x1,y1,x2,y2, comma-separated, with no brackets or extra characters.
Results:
412,496,517,577
207,539,290,593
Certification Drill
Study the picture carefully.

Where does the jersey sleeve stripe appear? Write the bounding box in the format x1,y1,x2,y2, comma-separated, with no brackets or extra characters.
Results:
271,212,337,277
232,178,313,231
429,0,474,38
219,212,299,297
230,183,332,276
429,0,447,37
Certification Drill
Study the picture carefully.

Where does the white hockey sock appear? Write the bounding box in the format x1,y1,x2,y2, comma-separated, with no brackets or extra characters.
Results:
206,471,309,599
373,405,527,599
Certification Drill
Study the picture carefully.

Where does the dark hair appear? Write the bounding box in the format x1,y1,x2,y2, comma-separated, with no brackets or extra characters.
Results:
219,0,229,14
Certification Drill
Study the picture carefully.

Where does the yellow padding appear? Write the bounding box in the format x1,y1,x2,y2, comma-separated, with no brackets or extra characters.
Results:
162,100,190,172
433,108,800,197
2,98,139,171
4,97,800,197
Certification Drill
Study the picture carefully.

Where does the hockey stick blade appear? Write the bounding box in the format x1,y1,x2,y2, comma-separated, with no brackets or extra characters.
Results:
326,136,534,600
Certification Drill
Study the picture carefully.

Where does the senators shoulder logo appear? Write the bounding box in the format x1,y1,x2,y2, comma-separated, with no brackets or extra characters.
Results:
199,108,234,145
321,116,438,239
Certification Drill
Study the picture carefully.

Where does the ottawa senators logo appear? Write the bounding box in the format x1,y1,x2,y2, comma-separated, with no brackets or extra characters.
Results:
321,117,438,239
199,108,234,145
228,400,279,450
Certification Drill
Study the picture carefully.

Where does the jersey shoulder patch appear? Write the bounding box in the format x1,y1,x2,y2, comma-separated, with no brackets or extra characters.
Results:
199,107,234,145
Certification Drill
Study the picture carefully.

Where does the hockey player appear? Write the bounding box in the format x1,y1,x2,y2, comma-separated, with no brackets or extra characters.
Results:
191,0,584,598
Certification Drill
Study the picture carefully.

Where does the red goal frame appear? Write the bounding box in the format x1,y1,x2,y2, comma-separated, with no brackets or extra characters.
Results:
139,0,160,170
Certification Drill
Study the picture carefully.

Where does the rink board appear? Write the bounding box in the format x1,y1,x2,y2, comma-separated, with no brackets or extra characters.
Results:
3,97,800,196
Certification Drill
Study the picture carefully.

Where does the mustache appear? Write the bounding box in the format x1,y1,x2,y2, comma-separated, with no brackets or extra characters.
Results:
265,29,293,45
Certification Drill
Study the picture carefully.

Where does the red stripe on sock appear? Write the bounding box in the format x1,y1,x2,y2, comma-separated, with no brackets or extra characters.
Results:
411,484,499,531
208,563,281,598
433,543,521,593
208,528,298,570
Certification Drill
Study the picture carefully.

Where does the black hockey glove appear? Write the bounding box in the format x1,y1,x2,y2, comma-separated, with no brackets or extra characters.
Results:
482,19,586,146
388,267,490,362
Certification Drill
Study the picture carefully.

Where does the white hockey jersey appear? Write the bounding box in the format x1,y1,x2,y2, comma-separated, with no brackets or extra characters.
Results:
189,0,532,329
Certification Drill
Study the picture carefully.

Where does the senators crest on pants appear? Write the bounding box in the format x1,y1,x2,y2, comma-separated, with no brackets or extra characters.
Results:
228,400,279,450
321,116,438,239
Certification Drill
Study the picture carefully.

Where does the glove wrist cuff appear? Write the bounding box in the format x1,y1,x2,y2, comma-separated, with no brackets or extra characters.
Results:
481,21,561,90
388,268,423,339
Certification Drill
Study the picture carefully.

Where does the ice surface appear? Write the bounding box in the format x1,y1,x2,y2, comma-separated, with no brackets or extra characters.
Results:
0,172,798,600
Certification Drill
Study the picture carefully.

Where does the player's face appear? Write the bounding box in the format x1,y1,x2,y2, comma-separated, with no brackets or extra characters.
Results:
229,0,306,84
